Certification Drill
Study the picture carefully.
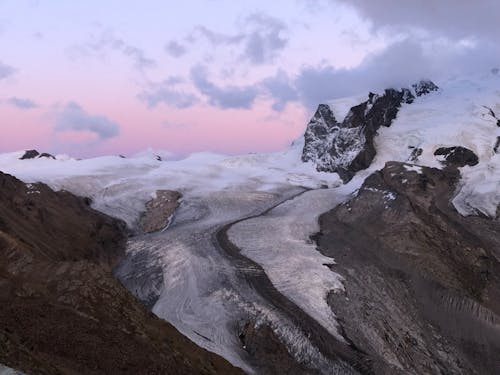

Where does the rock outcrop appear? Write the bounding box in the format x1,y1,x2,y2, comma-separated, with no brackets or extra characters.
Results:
139,190,181,233
19,150,55,160
314,162,500,374
0,172,243,375
302,81,439,181
19,150,40,160
434,146,479,167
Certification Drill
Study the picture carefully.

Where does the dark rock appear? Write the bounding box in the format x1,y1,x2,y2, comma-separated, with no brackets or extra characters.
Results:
494,137,500,154
238,321,313,375
315,162,500,374
19,150,39,160
38,153,55,159
0,172,243,375
302,81,438,182
412,80,439,96
408,146,423,162
434,146,479,167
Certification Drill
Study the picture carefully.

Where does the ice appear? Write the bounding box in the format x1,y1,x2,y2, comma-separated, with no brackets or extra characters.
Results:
228,183,360,341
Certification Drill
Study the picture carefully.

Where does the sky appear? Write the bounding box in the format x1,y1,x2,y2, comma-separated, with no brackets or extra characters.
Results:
0,0,499,158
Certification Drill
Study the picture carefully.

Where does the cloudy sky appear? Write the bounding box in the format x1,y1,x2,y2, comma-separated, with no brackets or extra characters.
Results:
0,0,498,157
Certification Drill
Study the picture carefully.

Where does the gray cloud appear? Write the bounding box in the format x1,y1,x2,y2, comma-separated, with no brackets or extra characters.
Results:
0,61,15,80
243,14,288,64
194,26,245,45
69,31,155,70
165,40,187,58
263,37,500,109
139,76,198,108
54,102,120,140
262,71,298,111
190,13,288,64
336,0,500,40
6,97,38,109
191,65,259,109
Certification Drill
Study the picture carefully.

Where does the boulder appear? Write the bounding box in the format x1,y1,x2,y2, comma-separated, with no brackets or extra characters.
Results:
434,146,479,167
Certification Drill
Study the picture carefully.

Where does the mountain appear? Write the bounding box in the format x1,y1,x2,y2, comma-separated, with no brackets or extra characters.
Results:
0,171,243,375
314,161,500,374
301,80,439,181
0,72,499,374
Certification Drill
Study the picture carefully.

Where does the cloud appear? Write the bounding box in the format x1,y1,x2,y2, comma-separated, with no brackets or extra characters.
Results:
54,102,120,140
194,26,244,45
139,77,198,108
165,40,187,57
261,71,298,111
0,61,15,80
336,0,500,40
242,14,288,64
190,13,288,64
68,30,155,70
5,97,38,109
190,65,259,109
262,37,500,109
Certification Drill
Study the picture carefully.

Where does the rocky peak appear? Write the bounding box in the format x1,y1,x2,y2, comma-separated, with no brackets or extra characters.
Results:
302,80,439,182
412,80,439,96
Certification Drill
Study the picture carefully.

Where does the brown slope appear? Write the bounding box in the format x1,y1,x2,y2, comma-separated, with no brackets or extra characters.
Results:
314,162,500,375
0,171,244,375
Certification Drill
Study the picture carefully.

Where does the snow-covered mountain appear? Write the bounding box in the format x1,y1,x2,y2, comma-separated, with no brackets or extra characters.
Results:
0,71,499,375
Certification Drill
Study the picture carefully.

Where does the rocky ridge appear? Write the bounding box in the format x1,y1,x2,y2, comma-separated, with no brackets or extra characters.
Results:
313,162,500,374
0,171,243,375
302,80,439,181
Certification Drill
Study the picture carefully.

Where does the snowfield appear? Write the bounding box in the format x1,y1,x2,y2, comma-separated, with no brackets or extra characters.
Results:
0,71,498,372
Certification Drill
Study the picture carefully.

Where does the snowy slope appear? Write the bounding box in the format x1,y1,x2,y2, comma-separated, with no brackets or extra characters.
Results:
0,144,341,228
367,73,500,217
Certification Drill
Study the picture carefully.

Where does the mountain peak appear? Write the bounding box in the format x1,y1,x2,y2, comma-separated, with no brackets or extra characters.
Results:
302,81,439,181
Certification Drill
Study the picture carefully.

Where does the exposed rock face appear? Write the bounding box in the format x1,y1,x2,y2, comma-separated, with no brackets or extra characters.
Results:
314,162,500,374
238,321,314,375
494,136,500,154
412,80,439,96
434,146,479,167
408,146,423,162
19,150,39,160
0,172,243,375
302,81,439,181
139,190,182,233
38,153,55,159
19,150,55,160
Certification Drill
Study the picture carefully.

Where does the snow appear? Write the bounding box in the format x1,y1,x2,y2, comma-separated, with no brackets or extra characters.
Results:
403,165,423,174
370,72,500,218
228,184,360,342
0,365,24,375
0,141,341,227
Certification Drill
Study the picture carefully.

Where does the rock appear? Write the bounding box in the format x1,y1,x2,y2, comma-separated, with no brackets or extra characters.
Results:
38,153,55,159
408,146,423,162
19,150,39,160
494,137,500,154
302,81,438,182
0,173,242,375
315,162,500,374
434,146,479,167
412,80,439,96
238,321,312,375
139,190,182,233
